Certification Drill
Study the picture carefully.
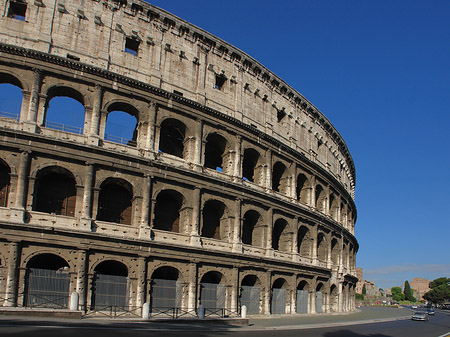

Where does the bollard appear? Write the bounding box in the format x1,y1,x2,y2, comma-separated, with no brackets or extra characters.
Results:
198,304,205,319
142,302,150,320
69,292,79,311
241,305,247,318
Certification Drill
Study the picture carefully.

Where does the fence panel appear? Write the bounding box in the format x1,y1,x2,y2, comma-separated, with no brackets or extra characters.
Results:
25,268,70,308
271,288,286,314
150,279,182,310
200,283,225,310
241,285,260,314
316,291,323,313
296,289,308,313
93,274,127,309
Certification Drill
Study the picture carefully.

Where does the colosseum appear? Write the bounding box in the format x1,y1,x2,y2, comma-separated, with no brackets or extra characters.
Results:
0,0,357,317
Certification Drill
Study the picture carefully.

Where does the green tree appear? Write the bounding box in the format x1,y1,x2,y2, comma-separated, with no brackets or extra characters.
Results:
391,286,405,302
424,277,450,304
404,280,416,302
362,284,367,295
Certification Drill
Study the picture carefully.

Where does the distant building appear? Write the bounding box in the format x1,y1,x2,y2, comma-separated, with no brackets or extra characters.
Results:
356,268,364,293
410,278,430,301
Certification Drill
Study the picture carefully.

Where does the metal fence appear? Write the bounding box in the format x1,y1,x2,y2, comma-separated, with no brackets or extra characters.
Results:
0,111,19,121
150,279,182,309
271,288,286,314
25,268,70,309
296,289,308,313
104,133,137,147
44,120,83,135
200,283,226,310
316,291,323,313
240,285,260,315
92,274,128,309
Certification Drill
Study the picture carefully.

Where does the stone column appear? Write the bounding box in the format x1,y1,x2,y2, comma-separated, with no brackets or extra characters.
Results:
232,198,242,252
190,187,201,246
24,69,42,130
233,135,242,179
311,227,318,265
265,149,272,189
4,242,20,307
88,85,103,144
136,257,147,308
310,177,316,207
187,262,197,311
310,289,316,314
263,271,271,315
338,282,343,313
82,163,94,219
229,267,239,312
76,250,87,311
291,216,298,261
193,119,203,166
139,175,152,239
145,103,157,154
265,208,273,257
11,151,30,222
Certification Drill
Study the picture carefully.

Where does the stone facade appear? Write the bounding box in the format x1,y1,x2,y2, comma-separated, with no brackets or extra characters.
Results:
410,278,430,301
0,0,358,316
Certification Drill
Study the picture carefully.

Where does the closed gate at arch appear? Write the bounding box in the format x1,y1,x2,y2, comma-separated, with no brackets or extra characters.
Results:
240,285,260,314
150,279,182,310
271,288,286,314
25,268,70,308
200,283,225,309
316,291,323,313
296,289,308,313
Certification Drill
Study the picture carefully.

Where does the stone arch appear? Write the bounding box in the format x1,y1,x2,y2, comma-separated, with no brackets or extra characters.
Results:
199,271,226,309
97,177,134,225
0,71,25,89
30,162,83,186
0,159,11,207
204,132,231,173
272,218,292,252
297,225,313,258
315,184,326,212
104,101,139,146
0,72,25,120
242,147,262,184
32,166,77,217
240,274,261,315
329,284,339,312
331,238,339,265
272,161,289,194
153,189,184,233
158,118,187,158
296,280,310,314
201,199,229,240
296,172,310,204
241,209,264,247
271,277,288,314
150,266,182,310
92,260,129,309
315,282,325,313
329,191,339,220
317,232,328,263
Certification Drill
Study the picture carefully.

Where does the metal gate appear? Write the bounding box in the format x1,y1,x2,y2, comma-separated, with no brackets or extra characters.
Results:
150,279,182,310
316,291,323,313
200,283,225,309
271,288,286,314
25,268,70,308
93,274,128,309
240,285,260,315
296,289,308,313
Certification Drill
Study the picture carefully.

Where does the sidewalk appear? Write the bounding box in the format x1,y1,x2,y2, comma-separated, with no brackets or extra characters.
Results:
0,306,413,331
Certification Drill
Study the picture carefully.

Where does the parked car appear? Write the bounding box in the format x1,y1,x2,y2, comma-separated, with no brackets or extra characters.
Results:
412,312,429,321
411,305,418,309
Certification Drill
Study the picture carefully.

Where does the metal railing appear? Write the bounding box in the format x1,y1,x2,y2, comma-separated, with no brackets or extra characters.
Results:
0,111,20,121
44,120,83,135
81,305,142,318
150,307,197,319
204,308,240,318
104,133,137,147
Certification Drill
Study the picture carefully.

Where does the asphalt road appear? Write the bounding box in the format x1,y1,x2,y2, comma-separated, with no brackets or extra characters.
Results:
0,310,449,337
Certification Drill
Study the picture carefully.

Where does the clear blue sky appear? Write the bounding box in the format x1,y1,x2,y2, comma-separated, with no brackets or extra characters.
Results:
1,0,448,290
146,0,450,289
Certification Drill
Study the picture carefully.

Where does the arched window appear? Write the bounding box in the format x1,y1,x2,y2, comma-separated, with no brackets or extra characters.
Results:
315,184,326,212
204,133,227,172
150,266,181,310
296,173,309,203
200,271,225,310
242,148,260,183
329,192,338,220
240,275,261,315
33,167,76,217
0,161,11,207
317,233,327,262
272,162,288,193
241,210,260,245
25,254,70,308
296,280,309,314
44,87,85,134
0,78,23,121
97,179,133,225
331,238,339,265
92,260,128,309
271,278,287,314
201,200,225,240
316,283,324,313
159,119,186,158
105,103,138,146
153,190,183,232
297,225,312,258
272,218,291,252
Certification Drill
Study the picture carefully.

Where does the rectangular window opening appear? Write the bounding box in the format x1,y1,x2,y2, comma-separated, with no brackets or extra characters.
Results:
215,74,226,90
125,37,140,56
8,1,27,21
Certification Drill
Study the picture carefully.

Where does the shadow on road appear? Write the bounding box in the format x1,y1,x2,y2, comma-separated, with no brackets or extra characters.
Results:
323,331,392,337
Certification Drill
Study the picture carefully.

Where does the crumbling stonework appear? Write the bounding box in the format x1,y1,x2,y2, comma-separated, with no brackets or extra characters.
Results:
0,0,357,316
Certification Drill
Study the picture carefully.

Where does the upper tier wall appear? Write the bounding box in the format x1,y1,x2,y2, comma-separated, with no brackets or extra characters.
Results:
0,0,355,198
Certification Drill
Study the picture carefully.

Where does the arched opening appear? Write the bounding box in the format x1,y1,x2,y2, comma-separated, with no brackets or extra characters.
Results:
316,283,324,313
153,190,183,232
44,87,85,134
331,238,339,265
340,202,347,227
92,260,128,309
317,233,327,263
25,254,70,308
204,133,228,172
32,166,76,217
200,271,225,310
296,173,309,203
315,184,326,212
150,266,181,311
159,119,186,158
242,148,260,183
297,225,312,258
272,162,287,193
105,103,139,147
296,280,309,314
201,199,225,240
0,78,23,121
330,285,339,312
240,275,261,315
349,244,355,269
329,192,338,220
0,160,11,207
271,278,286,314
272,219,291,252
97,179,133,225
242,210,262,246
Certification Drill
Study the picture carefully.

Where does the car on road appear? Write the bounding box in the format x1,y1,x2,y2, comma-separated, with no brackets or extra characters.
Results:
412,312,429,321
411,305,418,309
427,309,435,315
